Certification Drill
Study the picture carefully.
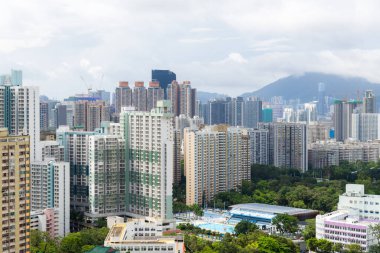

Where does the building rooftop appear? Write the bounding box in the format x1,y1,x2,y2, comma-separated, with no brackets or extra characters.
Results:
229,203,318,216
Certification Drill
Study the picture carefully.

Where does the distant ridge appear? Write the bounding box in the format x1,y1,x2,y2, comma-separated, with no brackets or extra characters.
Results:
240,72,380,102
197,91,226,103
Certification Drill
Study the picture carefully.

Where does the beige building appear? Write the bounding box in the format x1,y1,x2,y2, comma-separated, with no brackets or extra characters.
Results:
0,129,30,253
167,81,196,117
307,122,330,145
308,140,380,169
184,125,251,206
73,100,110,131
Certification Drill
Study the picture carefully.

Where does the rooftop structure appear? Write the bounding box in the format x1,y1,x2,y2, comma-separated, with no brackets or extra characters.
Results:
229,203,319,224
104,218,184,253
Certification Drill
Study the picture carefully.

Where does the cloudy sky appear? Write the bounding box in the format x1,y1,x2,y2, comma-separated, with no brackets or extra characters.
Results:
1,0,380,99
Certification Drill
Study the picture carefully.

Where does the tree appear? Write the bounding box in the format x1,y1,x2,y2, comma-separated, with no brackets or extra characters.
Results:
332,243,344,253
307,238,333,253
81,245,95,253
302,219,316,240
234,220,259,235
272,214,299,234
316,239,333,253
190,204,204,217
369,245,380,253
60,232,84,253
371,223,380,244
307,238,318,252
345,244,363,253
30,230,60,253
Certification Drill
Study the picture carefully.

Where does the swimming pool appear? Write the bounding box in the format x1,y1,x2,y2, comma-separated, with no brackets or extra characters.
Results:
197,223,235,234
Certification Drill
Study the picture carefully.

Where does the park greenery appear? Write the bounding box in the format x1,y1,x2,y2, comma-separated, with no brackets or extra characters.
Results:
211,161,380,213
306,238,364,253
184,231,299,253
178,223,222,238
174,161,380,252
31,227,109,253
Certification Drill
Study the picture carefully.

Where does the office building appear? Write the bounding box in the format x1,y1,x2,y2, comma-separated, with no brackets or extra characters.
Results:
230,97,244,126
115,81,133,114
203,99,229,125
334,100,361,141
53,103,68,128
147,81,164,111
270,104,284,122
300,103,318,124
46,100,59,129
152,69,176,98
364,90,376,113
308,141,380,169
262,108,273,123
0,129,30,253
30,160,70,236
120,101,174,221
87,135,126,220
104,218,184,253
317,82,326,115
352,113,380,141
0,72,40,161
184,125,251,206
244,97,262,128
40,102,49,131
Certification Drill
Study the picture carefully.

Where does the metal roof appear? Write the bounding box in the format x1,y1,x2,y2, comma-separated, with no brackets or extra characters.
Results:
229,203,318,216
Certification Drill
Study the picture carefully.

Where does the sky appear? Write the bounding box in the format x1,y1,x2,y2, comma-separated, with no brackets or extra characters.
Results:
2,0,380,99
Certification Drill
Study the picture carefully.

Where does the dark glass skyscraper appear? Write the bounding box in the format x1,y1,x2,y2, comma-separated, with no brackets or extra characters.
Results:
151,69,176,98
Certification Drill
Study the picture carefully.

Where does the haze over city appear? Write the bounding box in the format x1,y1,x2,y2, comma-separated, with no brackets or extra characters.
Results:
2,0,380,98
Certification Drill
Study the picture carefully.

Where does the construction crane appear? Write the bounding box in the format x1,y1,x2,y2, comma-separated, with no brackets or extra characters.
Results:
80,75,92,94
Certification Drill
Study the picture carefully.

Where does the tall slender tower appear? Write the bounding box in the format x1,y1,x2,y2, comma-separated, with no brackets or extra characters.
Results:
115,81,133,114
318,82,326,115
364,90,376,113
0,70,40,161
152,70,176,99
120,101,174,221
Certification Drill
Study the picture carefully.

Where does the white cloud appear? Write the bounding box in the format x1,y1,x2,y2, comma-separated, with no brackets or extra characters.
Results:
0,0,380,98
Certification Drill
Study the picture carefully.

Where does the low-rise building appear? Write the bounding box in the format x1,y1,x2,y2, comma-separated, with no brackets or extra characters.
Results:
316,210,377,252
104,218,184,253
316,184,380,251
338,184,380,220
31,208,61,238
308,141,380,169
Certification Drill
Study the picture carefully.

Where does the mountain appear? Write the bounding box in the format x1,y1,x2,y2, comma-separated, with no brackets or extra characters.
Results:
241,72,380,102
197,91,226,103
